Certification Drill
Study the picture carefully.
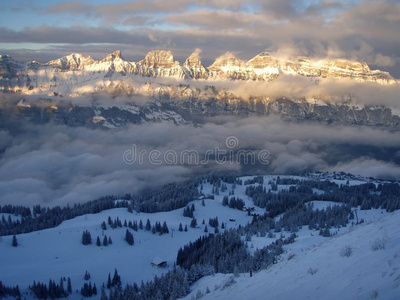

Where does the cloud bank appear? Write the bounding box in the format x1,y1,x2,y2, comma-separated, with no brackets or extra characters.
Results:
1,108,399,207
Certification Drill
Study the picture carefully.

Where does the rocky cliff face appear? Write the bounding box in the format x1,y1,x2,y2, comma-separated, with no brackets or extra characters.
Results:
7,95,400,130
137,50,188,78
139,50,175,68
48,53,96,71
183,52,209,79
287,57,391,84
0,50,396,95
0,55,25,90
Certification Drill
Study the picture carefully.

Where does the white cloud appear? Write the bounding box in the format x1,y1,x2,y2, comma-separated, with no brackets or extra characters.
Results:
374,53,395,67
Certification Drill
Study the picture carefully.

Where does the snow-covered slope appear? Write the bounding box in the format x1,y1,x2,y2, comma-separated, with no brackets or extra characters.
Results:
0,200,254,299
185,209,400,300
0,174,398,299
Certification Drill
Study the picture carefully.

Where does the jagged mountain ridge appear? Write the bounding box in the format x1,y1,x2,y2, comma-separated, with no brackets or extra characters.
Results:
0,50,397,94
2,50,399,130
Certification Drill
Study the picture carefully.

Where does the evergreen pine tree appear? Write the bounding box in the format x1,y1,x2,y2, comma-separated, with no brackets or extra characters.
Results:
101,221,107,230
100,288,108,300
222,196,229,206
178,223,183,231
112,269,121,287
145,219,151,231
12,235,18,247
82,230,92,245
108,236,112,245
162,221,169,234
156,221,162,233
103,235,108,246
67,277,72,294
59,277,64,295
190,218,197,228
107,273,111,289
84,271,91,281
132,221,138,231
125,229,134,245
96,236,101,246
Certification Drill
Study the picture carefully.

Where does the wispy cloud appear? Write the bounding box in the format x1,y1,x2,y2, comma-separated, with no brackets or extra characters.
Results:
1,0,399,76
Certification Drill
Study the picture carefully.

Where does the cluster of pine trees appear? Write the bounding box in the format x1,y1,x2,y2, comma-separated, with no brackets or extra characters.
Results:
0,176,202,237
107,216,123,229
182,204,195,218
274,202,350,233
0,281,21,299
81,230,92,245
29,277,71,299
99,266,194,300
244,177,400,218
208,217,219,228
125,230,134,245
222,196,245,210
80,282,97,297
106,269,122,289
177,229,294,274
96,235,112,247
105,217,171,236
133,180,200,213
178,223,188,232
0,197,130,236
243,176,264,185
0,204,31,217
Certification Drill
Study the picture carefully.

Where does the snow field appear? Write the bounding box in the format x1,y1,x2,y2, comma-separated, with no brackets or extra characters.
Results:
184,210,400,300
0,173,397,299
0,197,253,298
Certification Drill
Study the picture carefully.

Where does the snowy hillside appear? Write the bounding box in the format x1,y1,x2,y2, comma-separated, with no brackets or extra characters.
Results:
0,201,253,299
185,210,400,300
0,173,399,299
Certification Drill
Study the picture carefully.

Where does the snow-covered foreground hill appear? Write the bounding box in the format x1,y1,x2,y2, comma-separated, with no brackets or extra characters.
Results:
0,174,399,299
185,210,400,300
0,201,252,299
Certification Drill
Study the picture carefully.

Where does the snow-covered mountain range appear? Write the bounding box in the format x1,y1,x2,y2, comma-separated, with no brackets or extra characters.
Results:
0,50,397,95
1,50,400,131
